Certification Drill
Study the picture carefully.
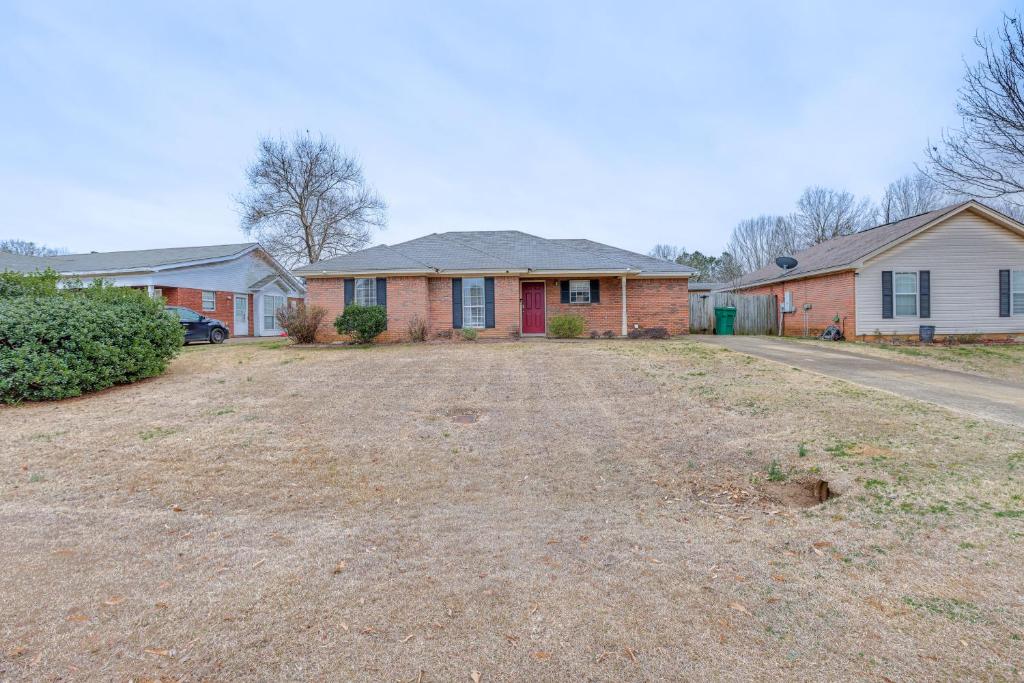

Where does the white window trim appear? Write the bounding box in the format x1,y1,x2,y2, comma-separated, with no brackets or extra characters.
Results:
263,294,285,331
355,277,377,307
463,277,486,329
893,271,918,318
1012,269,1024,316
569,279,591,304
201,290,216,311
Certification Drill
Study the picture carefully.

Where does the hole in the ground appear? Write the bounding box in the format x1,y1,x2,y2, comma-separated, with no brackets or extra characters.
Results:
761,477,834,508
447,408,481,424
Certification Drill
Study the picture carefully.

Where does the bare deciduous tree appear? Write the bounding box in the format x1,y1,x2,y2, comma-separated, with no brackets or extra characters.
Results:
793,186,877,245
238,132,387,268
648,243,682,261
0,239,67,256
726,215,799,273
880,172,947,223
925,14,1024,211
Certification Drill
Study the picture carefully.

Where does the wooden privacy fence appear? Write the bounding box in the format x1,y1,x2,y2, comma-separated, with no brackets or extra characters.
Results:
689,292,778,335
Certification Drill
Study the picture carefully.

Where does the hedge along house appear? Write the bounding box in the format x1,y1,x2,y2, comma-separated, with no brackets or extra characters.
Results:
724,201,1024,339
293,231,695,342
0,243,305,337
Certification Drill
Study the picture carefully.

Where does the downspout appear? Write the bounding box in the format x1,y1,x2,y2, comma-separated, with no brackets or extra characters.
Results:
621,276,628,336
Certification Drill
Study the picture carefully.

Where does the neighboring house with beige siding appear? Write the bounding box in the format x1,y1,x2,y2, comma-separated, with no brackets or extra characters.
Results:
725,201,1024,339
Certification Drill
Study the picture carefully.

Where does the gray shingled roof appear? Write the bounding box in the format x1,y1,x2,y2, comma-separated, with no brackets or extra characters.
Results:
0,243,258,274
729,203,972,289
44,243,257,273
293,231,696,276
0,252,52,273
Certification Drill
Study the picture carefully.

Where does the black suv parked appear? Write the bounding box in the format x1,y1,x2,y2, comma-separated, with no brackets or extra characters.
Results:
166,306,230,344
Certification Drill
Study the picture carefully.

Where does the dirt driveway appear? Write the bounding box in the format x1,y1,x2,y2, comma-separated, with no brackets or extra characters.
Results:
695,335,1024,428
1,340,1022,681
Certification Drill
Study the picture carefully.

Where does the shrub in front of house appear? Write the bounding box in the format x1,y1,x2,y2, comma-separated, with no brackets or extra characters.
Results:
0,280,183,403
460,327,479,341
334,304,388,343
0,269,60,297
276,302,326,344
547,314,586,338
407,314,428,342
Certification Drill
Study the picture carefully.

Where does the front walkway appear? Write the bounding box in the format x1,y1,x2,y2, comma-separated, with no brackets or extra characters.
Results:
693,335,1024,428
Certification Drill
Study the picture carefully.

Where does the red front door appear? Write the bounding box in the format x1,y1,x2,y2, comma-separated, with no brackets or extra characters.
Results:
521,282,545,334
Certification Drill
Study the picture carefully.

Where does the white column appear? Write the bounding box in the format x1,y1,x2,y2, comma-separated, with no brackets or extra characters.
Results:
621,276,627,336
146,284,154,298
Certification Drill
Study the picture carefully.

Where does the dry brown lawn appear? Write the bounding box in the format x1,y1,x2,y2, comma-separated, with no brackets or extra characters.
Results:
786,337,1024,384
1,339,1022,681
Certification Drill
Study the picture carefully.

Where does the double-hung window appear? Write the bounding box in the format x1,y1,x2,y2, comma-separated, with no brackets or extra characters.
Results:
264,294,285,330
1013,270,1024,315
355,277,377,306
894,272,918,317
569,280,591,304
202,290,216,311
462,277,485,328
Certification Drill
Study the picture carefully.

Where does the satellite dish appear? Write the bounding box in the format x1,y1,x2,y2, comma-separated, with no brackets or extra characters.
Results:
775,256,798,270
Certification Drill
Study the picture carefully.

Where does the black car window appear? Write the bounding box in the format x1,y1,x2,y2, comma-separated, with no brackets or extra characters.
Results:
175,308,202,322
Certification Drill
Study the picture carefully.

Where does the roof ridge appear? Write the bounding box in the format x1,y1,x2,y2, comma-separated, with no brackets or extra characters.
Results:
51,242,257,259
376,243,437,270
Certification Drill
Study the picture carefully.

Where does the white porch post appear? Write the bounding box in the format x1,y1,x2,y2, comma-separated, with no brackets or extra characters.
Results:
146,284,154,298
621,276,627,336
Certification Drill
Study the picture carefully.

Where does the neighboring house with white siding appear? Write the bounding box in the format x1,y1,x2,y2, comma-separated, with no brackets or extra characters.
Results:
0,243,305,337
723,201,1024,339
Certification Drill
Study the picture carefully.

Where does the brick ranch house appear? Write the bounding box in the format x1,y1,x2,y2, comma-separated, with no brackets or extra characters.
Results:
0,243,305,337
723,200,1024,340
293,231,695,341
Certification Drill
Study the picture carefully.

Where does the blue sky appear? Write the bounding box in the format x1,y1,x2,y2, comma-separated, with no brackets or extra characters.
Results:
0,1,1012,257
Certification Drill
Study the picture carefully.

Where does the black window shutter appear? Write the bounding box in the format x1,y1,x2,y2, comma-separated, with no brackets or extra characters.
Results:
1000,270,1011,317
484,277,495,328
452,278,463,328
881,271,893,319
344,278,355,306
919,271,930,319
560,280,570,303
590,279,600,303
376,278,387,329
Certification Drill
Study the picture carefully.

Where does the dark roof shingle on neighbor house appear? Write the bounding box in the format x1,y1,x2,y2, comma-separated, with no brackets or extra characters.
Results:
0,243,258,275
728,202,975,289
293,231,696,277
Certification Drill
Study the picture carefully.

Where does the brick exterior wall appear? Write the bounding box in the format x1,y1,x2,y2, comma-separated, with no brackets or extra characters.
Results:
424,276,519,339
542,277,623,336
739,270,856,338
626,278,690,335
160,286,253,336
306,275,690,342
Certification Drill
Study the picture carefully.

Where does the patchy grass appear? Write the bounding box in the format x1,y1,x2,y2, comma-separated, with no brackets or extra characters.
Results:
0,339,1022,680
787,338,1024,383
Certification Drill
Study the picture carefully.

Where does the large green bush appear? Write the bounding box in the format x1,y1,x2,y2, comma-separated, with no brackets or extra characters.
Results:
334,304,388,343
0,279,183,403
547,314,586,338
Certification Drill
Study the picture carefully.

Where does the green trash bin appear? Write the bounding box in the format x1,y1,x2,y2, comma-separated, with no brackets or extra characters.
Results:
714,306,736,335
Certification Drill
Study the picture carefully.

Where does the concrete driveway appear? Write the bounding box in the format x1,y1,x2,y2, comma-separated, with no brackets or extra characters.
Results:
694,335,1024,428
